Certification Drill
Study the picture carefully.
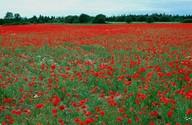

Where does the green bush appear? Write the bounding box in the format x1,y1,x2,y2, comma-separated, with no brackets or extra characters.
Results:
93,14,106,24
124,16,132,23
146,16,154,23
182,19,192,23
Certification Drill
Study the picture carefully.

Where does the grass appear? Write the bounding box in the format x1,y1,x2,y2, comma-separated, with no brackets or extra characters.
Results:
153,22,180,24
106,21,181,24
105,21,127,24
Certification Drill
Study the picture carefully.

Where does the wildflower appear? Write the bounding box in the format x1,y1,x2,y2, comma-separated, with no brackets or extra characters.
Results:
128,119,132,124
41,63,45,70
53,97,61,106
150,111,159,117
149,122,155,125
185,90,192,100
139,67,146,72
85,118,94,124
52,109,57,114
51,63,56,70
74,118,81,123
58,119,64,125
8,117,14,124
0,106,5,111
19,88,24,93
124,89,128,93
60,105,65,111
124,80,132,86
23,77,28,81
158,72,164,78
186,109,192,115
23,109,31,115
100,110,105,116
12,109,22,116
66,67,70,70
35,103,44,109
116,117,122,122
167,111,173,118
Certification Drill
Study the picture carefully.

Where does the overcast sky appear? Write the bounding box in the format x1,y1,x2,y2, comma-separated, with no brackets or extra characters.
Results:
0,0,191,18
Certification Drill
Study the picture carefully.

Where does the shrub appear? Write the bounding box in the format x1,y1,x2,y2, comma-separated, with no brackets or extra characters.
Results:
182,19,192,23
93,14,106,24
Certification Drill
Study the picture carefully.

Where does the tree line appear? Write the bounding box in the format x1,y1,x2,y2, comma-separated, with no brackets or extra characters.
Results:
0,12,192,25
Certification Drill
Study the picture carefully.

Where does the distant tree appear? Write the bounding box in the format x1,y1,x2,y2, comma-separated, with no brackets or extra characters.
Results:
151,14,159,22
21,17,30,24
57,17,65,23
0,19,4,25
106,16,116,21
1,11,192,25
79,14,91,23
51,16,55,19
93,14,106,23
64,16,73,23
124,16,132,23
115,15,126,22
43,16,50,23
159,15,170,22
72,16,80,23
38,15,44,23
182,19,192,23
4,12,14,20
136,15,146,22
65,15,78,23
146,16,154,23
173,15,182,22
48,17,54,23
29,15,38,23
128,15,136,22
52,18,60,23
14,13,21,22
65,15,79,23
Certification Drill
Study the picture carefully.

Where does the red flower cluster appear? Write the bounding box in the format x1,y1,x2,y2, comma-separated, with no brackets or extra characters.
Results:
35,103,44,109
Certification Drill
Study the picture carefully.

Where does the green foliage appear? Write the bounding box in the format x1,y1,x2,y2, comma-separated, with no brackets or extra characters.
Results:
182,19,192,23
79,13,91,23
93,14,106,24
124,16,132,23
151,14,160,21
115,15,126,22
136,15,146,22
159,15,171,22
0,18,4,25
14,48,23,55
146,16,155,23
1,11,192,25
4,12,13,20
29,16,38,23
65,15,79,23
14,13,21,22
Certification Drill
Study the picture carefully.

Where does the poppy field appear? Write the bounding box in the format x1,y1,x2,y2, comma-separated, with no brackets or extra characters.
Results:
0,24,192,125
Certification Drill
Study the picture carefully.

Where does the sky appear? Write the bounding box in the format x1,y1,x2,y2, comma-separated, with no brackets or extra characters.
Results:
0,0,192,18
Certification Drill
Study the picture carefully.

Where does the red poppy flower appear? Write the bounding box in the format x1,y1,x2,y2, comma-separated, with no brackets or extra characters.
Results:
51,63,56,70
116,117,122,122
60,106,65,111
186,109,192,115
35,103,44,109
167,111,173,118
100,110,105,116
139,67,146,72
